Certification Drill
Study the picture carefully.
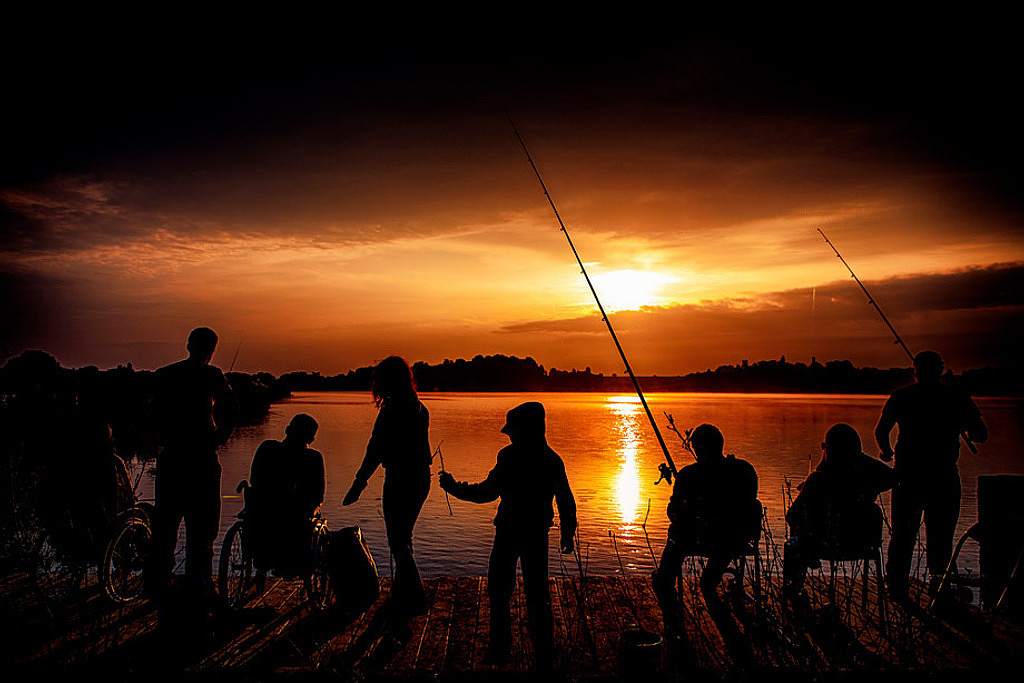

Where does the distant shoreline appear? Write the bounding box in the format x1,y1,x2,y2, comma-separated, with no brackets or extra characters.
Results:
277,387,1022,399
4,351,1021,400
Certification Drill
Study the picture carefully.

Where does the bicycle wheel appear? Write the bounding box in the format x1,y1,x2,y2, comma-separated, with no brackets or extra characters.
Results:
305,525,333,612
31,533,86,606
101,513,152,603
218,521,251,608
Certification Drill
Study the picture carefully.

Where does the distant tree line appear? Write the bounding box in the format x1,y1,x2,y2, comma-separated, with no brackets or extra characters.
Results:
275,353,1021,398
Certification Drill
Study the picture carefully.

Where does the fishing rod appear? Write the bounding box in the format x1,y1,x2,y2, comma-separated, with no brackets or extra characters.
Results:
817,228,977,454
228,340,243,373
507,113,678,483
818,229,912,361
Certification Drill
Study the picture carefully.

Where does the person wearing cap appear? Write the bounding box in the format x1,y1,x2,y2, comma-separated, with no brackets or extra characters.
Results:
438,401,576,671
875,349,988,598
651,424,760,631
783,423,897,605
343,356,432,624
148,327,235,597
247,413,325,575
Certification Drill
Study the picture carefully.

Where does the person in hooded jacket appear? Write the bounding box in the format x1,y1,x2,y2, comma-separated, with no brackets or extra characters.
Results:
439,401,576,671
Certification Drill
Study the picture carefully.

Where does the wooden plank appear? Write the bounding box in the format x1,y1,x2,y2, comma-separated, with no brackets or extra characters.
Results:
443,575,481,672
509,576,530,671
320,577,392,673
470,577,492,671
382,577,440,671
8,570,1024,680
195,578,306,670
412,575,456,671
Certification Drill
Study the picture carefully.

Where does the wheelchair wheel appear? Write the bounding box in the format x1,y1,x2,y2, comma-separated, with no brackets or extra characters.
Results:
304,524,333,612
218,521,252,608
31,533,86,606
101,513,152,604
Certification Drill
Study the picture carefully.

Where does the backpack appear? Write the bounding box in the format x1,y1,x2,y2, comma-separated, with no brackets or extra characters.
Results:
326,526,379,614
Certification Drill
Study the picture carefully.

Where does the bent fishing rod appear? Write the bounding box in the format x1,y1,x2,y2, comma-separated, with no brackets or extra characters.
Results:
507,113,681,482
817,228,977,453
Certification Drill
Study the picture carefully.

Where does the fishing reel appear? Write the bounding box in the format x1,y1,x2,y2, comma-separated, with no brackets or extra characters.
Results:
655,462,674,486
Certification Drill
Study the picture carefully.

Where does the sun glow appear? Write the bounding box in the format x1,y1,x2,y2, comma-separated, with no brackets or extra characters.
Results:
589,269,678,311
608,395,643,525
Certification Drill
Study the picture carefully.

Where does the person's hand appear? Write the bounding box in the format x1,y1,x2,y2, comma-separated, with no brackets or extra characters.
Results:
880,449,894,463
343,478,366,506
438,471,455,491
560,536,575,555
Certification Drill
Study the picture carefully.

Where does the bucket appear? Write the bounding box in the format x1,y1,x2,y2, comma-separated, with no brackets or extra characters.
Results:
618,627,662,674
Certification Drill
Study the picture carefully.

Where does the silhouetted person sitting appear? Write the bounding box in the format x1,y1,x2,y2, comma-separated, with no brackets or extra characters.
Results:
875,350,987,599
438,401,576,671
783,423,897,604
247,413,325,576
652,424,760,627
148,327,235,601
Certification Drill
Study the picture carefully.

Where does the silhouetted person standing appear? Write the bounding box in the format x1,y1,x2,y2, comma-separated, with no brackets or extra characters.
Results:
875,350,987,598
248,413,325,574
149,327,234,598
652,424,760,630
784,423,897,603
439,401,576,671
343,356,431,624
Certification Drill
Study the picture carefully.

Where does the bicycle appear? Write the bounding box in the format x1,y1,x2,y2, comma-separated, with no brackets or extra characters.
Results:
99,456,156,604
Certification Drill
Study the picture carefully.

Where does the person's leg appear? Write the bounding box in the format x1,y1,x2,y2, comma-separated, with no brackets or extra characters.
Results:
184,461,221,584
886,480,924,597
924,469,962,584
652,529,687,634
147,460,185,597
521,530,553,669
701,553,730,602
783,540,809,596
382,474,429,615
486,527,518,663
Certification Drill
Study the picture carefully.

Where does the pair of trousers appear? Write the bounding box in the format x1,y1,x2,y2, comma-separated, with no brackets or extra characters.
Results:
382,471,429,615
886,467,961,585
148,455,221,593
487,525,553,666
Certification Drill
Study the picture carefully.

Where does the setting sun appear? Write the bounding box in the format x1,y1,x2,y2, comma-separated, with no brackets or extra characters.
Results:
589,269,678,312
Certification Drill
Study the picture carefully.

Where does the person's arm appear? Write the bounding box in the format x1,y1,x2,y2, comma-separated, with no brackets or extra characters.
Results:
875,398,897,462
249,441,271,489
553,459,577,554
438,461,501,503
304,450,326,516
213,370,237,446
869,457,899,494
666,469,691,523
344,410,388,505
964,396,988,445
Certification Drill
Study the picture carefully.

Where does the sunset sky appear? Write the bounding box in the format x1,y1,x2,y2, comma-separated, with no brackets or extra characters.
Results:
3,22,1022,376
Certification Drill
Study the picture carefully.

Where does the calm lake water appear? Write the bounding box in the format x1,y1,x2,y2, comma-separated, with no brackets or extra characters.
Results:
181,392,1023,580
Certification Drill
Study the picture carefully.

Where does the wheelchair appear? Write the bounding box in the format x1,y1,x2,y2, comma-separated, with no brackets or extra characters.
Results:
217,480,333,612
31,453,155,606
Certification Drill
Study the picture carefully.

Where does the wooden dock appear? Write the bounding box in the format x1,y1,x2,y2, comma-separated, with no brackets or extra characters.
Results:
3,568,1024,681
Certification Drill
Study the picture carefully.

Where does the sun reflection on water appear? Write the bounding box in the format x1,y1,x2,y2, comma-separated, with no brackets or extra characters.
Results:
607,395,643,526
